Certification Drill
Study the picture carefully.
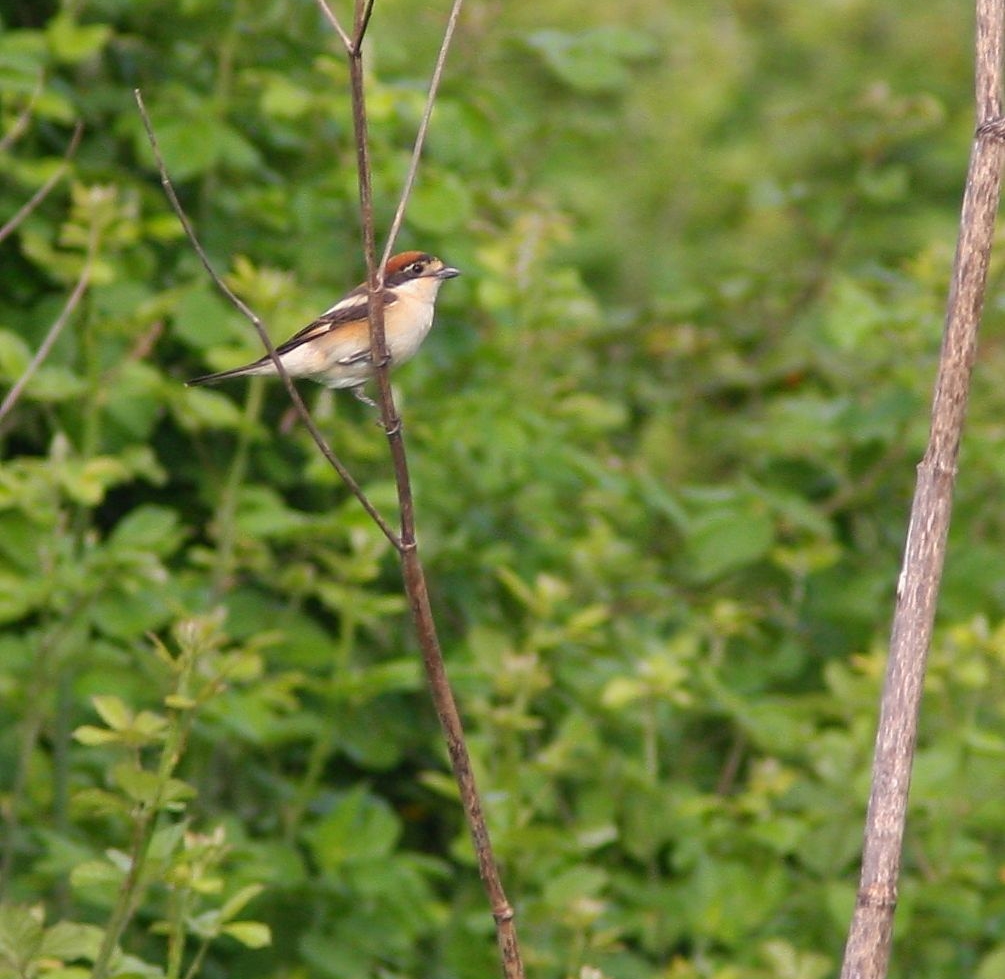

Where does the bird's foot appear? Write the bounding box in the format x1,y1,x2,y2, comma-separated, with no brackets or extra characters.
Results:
351,386,378,408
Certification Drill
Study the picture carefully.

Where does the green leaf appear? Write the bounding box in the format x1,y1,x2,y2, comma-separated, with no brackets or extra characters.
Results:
175,387,247,430
216,125,262,172
131,711,170,740
221,921,271,949
555,393,628,433
523,27,657,94
21,366,89,404
977,944,1005,979
0,904,43,965
90,590,173,642
683,500,775,582
70,788,131,818
161,776,198,805
110,764,193,809
73,725,122,746
38,921,104,961
757,939,832,979
0,329,32,379
107,506,177,550
260,75,314,119
408,171,473,234
307,787,402,871
687,858,787,943
856,162,910,203
821,276,886,351
173,284,249,350
234,486,308,538
57,456,133,506
0,572,47,624
108,505,180,554
70,859,123,890
91,694,132,731
112,762,161,804
142,117,223,182
218,884,265,922
329,659,421,701
541,864,609,907
600,676,647,709
46,13,112,63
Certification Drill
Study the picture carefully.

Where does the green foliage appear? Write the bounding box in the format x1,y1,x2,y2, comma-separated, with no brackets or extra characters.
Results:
2,1,1005,978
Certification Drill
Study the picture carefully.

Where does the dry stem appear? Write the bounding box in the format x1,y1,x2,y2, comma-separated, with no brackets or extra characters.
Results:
839,1,1005,976
0,74,43,154
0,164,92,428
0,122,84,246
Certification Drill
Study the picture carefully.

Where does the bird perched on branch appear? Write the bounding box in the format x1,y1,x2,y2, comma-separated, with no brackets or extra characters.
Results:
187,250,460,406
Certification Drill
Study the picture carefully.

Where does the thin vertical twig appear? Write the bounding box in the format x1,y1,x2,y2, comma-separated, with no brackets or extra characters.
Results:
839,2,1005,977
379,0,464,267
0,122,84,245
313,0,353,51
0,74,43,154
346,0,398,443
0,209,94,426
353,0,376,52
337,2,527,976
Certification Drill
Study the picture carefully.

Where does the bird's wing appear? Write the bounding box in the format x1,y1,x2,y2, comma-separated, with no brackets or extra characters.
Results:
335,345,375,366
274,286,400,357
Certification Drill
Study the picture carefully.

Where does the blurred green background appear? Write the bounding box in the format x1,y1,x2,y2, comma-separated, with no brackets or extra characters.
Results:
3,1,1005,977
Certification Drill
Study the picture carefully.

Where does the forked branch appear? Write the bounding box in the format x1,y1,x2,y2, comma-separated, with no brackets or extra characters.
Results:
134,90,398,546
139,0,525,972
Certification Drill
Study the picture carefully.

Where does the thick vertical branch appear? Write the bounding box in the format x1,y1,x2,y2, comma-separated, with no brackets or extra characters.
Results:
399,554,524,977
346,8,403,466
839,2,1005,977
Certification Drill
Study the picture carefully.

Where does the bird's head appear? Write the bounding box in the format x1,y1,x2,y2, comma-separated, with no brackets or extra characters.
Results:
385,251,461,292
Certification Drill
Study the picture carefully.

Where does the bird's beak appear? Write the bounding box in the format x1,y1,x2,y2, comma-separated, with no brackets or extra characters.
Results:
437,266,461,279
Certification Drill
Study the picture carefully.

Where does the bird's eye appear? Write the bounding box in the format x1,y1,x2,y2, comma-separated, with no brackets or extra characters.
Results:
408,261,426,275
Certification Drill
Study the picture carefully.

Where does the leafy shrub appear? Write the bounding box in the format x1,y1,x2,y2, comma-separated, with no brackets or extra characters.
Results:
2,1,1005,978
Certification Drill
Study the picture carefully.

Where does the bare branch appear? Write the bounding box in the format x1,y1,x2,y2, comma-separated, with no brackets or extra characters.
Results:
839,1,1005,977
399,546,525,978
133,89,400,547
0,74,43,154
312,0,354,51
0,123,84,246
381,0,464,267
338,3,527,977
353,0,376,51
344,3,399,445
0,226,94,425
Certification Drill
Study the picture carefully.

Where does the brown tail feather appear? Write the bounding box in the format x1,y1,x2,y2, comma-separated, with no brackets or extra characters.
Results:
186,359,269,386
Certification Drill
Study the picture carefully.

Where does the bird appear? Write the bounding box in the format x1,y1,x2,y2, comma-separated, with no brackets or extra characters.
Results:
187,250,460,405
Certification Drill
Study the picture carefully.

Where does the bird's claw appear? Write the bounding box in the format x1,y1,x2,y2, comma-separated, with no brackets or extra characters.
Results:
351,386,377,408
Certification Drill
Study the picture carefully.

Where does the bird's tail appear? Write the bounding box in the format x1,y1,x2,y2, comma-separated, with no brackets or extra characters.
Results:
186,358,271,387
